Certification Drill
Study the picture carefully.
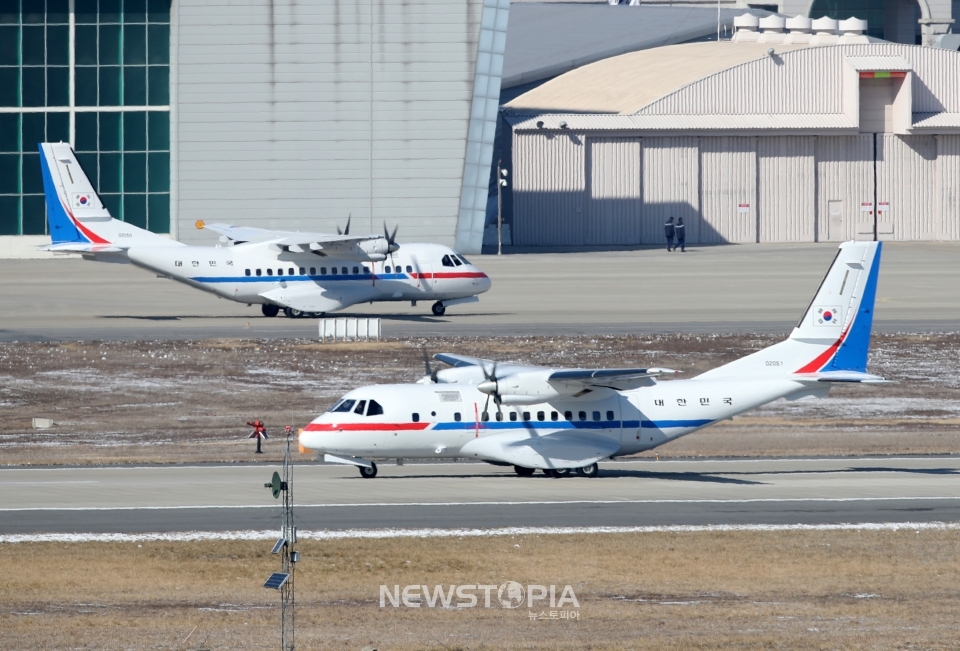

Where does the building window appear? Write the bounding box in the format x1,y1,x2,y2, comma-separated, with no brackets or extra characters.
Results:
0,0,172,236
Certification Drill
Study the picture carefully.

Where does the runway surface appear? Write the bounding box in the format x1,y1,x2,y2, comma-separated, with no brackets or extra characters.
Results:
3,242,960,341
4,457,960,534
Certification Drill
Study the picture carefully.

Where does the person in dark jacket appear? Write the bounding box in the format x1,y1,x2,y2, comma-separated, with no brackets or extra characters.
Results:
675,217,686,252
664,217,675,251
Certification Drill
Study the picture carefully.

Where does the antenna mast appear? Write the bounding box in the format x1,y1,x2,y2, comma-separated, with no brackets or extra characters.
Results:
263,429,298,651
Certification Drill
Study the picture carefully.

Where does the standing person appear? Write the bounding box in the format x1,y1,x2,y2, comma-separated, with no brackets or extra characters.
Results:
664,216,675,252
675,217,686,252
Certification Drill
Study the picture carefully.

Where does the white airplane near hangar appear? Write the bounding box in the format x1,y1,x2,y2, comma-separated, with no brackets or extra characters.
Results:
37,142,491,318
300,240,885,478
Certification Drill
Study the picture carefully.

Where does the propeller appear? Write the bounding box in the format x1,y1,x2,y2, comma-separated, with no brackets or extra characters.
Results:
478,362,502,420
383,222,400,253
337,214,351,235
421,347,438,383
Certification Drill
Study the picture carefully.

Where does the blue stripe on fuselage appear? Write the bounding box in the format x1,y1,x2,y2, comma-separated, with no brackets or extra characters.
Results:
430,419,713,431
191,273,407,283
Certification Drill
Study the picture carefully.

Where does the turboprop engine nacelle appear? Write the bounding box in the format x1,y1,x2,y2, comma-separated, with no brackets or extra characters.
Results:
355,238,391,261
306,237,391,262
477,370,580,405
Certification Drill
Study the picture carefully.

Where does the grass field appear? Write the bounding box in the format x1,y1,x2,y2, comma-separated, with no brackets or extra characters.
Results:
3,529,960,650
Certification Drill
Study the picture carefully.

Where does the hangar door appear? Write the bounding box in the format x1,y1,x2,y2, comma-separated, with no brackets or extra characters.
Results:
585,138,642,245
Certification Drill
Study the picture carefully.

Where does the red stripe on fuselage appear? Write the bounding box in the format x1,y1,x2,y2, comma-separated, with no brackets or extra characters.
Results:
794,323,852,374
410,272,487,280
304,422,429,432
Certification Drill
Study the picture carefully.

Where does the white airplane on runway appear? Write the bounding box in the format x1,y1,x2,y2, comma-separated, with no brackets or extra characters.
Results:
300,240,886,478
37,142,491,318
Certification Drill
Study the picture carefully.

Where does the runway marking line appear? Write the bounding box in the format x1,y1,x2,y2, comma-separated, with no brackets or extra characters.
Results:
3,521,960,544
4,496,960,511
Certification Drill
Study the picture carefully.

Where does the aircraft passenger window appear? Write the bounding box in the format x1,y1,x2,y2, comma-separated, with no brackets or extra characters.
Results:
496,412,503,422
367,400,384,416
592,411,601,422
321,267,327,274
564,411,572,420
354,400,367,415
385,266,391,273
454,412,461,422
406,265,412,273
277,269,283,276
509,412,517,421
607,410,615,421
245,269,251,276
363,266,369,273
537,411,545,421
523,412,530,421
481,412,489,422
310,267,316,275
256,269,262,276
267,269,273,276
551,411,558,421
353,266,359,274
333,399,356,413
578,411,586,421
412,412,420,422
342,267,348,274
442,255,454,267
330,268,337,275
299,267,305,275
289,268,294,275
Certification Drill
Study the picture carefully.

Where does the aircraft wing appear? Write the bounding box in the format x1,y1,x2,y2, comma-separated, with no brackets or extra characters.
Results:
203,223,379,247
259,284,381,313
459,430,621,470
549,367,679,384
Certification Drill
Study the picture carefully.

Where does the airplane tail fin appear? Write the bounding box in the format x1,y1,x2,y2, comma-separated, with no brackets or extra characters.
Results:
39,142,166,248
697,241,882,380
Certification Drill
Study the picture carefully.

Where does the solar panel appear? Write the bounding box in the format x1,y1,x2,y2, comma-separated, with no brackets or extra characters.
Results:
263,572,290,590
271,538,286,554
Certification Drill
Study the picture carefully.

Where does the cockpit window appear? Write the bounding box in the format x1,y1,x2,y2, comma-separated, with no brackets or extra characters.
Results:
332,399,356,413
452,255,462,266
354,400,367,415
441,255,455,267
456,254,471,265
367,399,384,416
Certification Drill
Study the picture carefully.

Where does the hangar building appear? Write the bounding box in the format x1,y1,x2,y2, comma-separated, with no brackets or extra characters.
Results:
503,28,960,246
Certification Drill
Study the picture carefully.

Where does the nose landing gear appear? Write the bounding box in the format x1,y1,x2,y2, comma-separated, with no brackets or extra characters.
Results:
359,462,378,478
431,301,446,316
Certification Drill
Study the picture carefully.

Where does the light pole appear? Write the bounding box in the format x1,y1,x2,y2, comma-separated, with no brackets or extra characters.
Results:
497,161,508,255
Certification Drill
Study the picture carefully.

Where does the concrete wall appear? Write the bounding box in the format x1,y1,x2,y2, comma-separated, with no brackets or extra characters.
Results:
173,0,504,252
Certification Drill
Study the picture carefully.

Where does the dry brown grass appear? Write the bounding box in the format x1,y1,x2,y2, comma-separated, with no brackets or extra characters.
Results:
3,530,960,650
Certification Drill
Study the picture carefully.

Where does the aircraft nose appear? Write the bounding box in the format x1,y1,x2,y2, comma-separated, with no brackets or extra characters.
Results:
477,271,492,294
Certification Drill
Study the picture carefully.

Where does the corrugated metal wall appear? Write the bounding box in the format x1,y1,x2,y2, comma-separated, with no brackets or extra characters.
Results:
641,137,700,244
757,137,816,242
511,131,586,246
937,136,960,240
174,0,487,247
699,137,757,244
816,136,873,242
876,135,938,240
586,138,642,245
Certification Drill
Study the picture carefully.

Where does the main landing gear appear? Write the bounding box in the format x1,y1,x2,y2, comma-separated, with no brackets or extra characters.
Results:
513,463,599,478
261,304,280,317
359,462,378,478
432,301,446,316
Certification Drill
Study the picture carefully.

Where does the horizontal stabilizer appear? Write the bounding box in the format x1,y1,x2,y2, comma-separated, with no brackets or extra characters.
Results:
459,430,620,470
37,242,127,253
791,371,889,383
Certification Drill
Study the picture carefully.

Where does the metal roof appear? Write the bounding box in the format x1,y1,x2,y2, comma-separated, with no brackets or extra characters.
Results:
504,112,857,132
845,55,912,71
912,112,960,128
502,4,769,89
504,41,810,114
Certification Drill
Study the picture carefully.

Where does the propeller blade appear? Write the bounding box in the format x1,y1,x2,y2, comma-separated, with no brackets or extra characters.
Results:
383,222,400,253
338,214,352,236
421,347,437,383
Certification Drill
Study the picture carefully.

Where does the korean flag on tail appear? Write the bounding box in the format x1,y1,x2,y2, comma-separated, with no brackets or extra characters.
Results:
812,306,842,327
72,193,99,211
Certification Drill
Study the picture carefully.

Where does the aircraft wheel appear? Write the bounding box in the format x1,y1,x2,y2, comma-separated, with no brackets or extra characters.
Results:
575,463,599,478
359,462,378,479
556,468,571,477
432,301,446,316
284,307,304,319
261,304,280,318
514,465,535,477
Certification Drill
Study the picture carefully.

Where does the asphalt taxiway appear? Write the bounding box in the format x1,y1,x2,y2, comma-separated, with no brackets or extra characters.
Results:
3,242,959,341
4,457,960,534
